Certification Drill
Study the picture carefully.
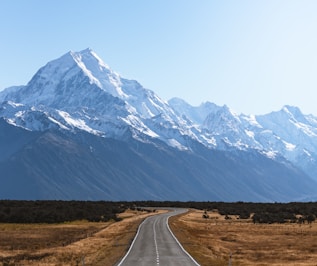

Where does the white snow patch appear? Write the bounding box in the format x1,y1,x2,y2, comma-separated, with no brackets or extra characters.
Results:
121,115,159,138
235,139,249,149
303,149,312,157
283,140,296,151
243,114,262,127
15,111,24,118
288,119,317,137
200,134,217,147
7,101,24,107
263,150,277,159
245,130,255,138
6,118,17,126
167,138,188,150
48,117,69,130
141,102,155,117
57,110,100,134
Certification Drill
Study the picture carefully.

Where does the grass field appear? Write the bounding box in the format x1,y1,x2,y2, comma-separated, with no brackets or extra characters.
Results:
2,208,317,266
0,209,160,266
169,209,317,266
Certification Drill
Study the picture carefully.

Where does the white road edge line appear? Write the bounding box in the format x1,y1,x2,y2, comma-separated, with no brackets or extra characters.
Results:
166,210,201,266
117,217,148,266
117,209,200,266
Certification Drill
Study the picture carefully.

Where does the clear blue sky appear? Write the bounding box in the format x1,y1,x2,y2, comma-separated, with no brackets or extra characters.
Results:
1,0,317,115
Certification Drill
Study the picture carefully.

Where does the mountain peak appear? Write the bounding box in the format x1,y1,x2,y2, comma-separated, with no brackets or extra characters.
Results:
0,49,128,107
70,48,108,67
2,49,317,202
69,48,113,76
0,48,177,126
282,105,302,116
78,47,93,54
68,47,94,57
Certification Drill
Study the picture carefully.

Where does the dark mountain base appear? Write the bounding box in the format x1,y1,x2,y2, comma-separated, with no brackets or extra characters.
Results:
1,121,316,202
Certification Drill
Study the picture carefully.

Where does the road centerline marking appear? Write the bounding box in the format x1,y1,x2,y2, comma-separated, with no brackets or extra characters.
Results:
153,218,160,265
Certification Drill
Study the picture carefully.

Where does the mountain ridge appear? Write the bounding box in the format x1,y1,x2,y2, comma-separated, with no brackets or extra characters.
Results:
1,48,317,201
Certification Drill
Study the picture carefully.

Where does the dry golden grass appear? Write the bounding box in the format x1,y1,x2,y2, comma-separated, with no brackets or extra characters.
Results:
0,209,162,266
3,207,317,266
169,209,317,266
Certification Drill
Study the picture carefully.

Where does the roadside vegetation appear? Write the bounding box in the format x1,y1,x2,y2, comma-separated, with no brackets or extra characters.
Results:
0,205,160,266
134,201,317,224
1,200,317,224
0,200,126,223
170,208,317,265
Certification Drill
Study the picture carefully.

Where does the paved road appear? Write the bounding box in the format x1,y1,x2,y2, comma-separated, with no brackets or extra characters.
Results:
117,209,200,266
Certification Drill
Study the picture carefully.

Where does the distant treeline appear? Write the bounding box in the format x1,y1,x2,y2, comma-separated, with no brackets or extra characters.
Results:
131,201,317,224
0,200,317,224
0,200,127,223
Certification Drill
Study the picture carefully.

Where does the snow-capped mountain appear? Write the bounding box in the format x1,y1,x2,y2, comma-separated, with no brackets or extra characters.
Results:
170,100,317,181
1,48,317,201
0,48,204,149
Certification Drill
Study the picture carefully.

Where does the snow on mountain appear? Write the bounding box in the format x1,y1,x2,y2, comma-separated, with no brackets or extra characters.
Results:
0,49,196,146
257,106,317,143
2,48,317,201
168,97,221,125
169,99,317,181
1,48,317,184
255,106,317,179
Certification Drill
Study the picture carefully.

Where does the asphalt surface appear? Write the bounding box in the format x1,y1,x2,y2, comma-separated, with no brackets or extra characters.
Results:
117,209,200,266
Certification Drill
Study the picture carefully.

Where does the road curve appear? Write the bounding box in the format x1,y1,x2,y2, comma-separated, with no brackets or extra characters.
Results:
116,209,200,266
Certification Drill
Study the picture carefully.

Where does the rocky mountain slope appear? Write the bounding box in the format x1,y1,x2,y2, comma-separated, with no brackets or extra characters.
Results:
0,48,316,201
169,98,317,181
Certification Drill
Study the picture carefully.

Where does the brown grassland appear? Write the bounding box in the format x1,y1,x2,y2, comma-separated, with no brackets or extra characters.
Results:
2,208,317,266
0,209,163,266
169,209,317,266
